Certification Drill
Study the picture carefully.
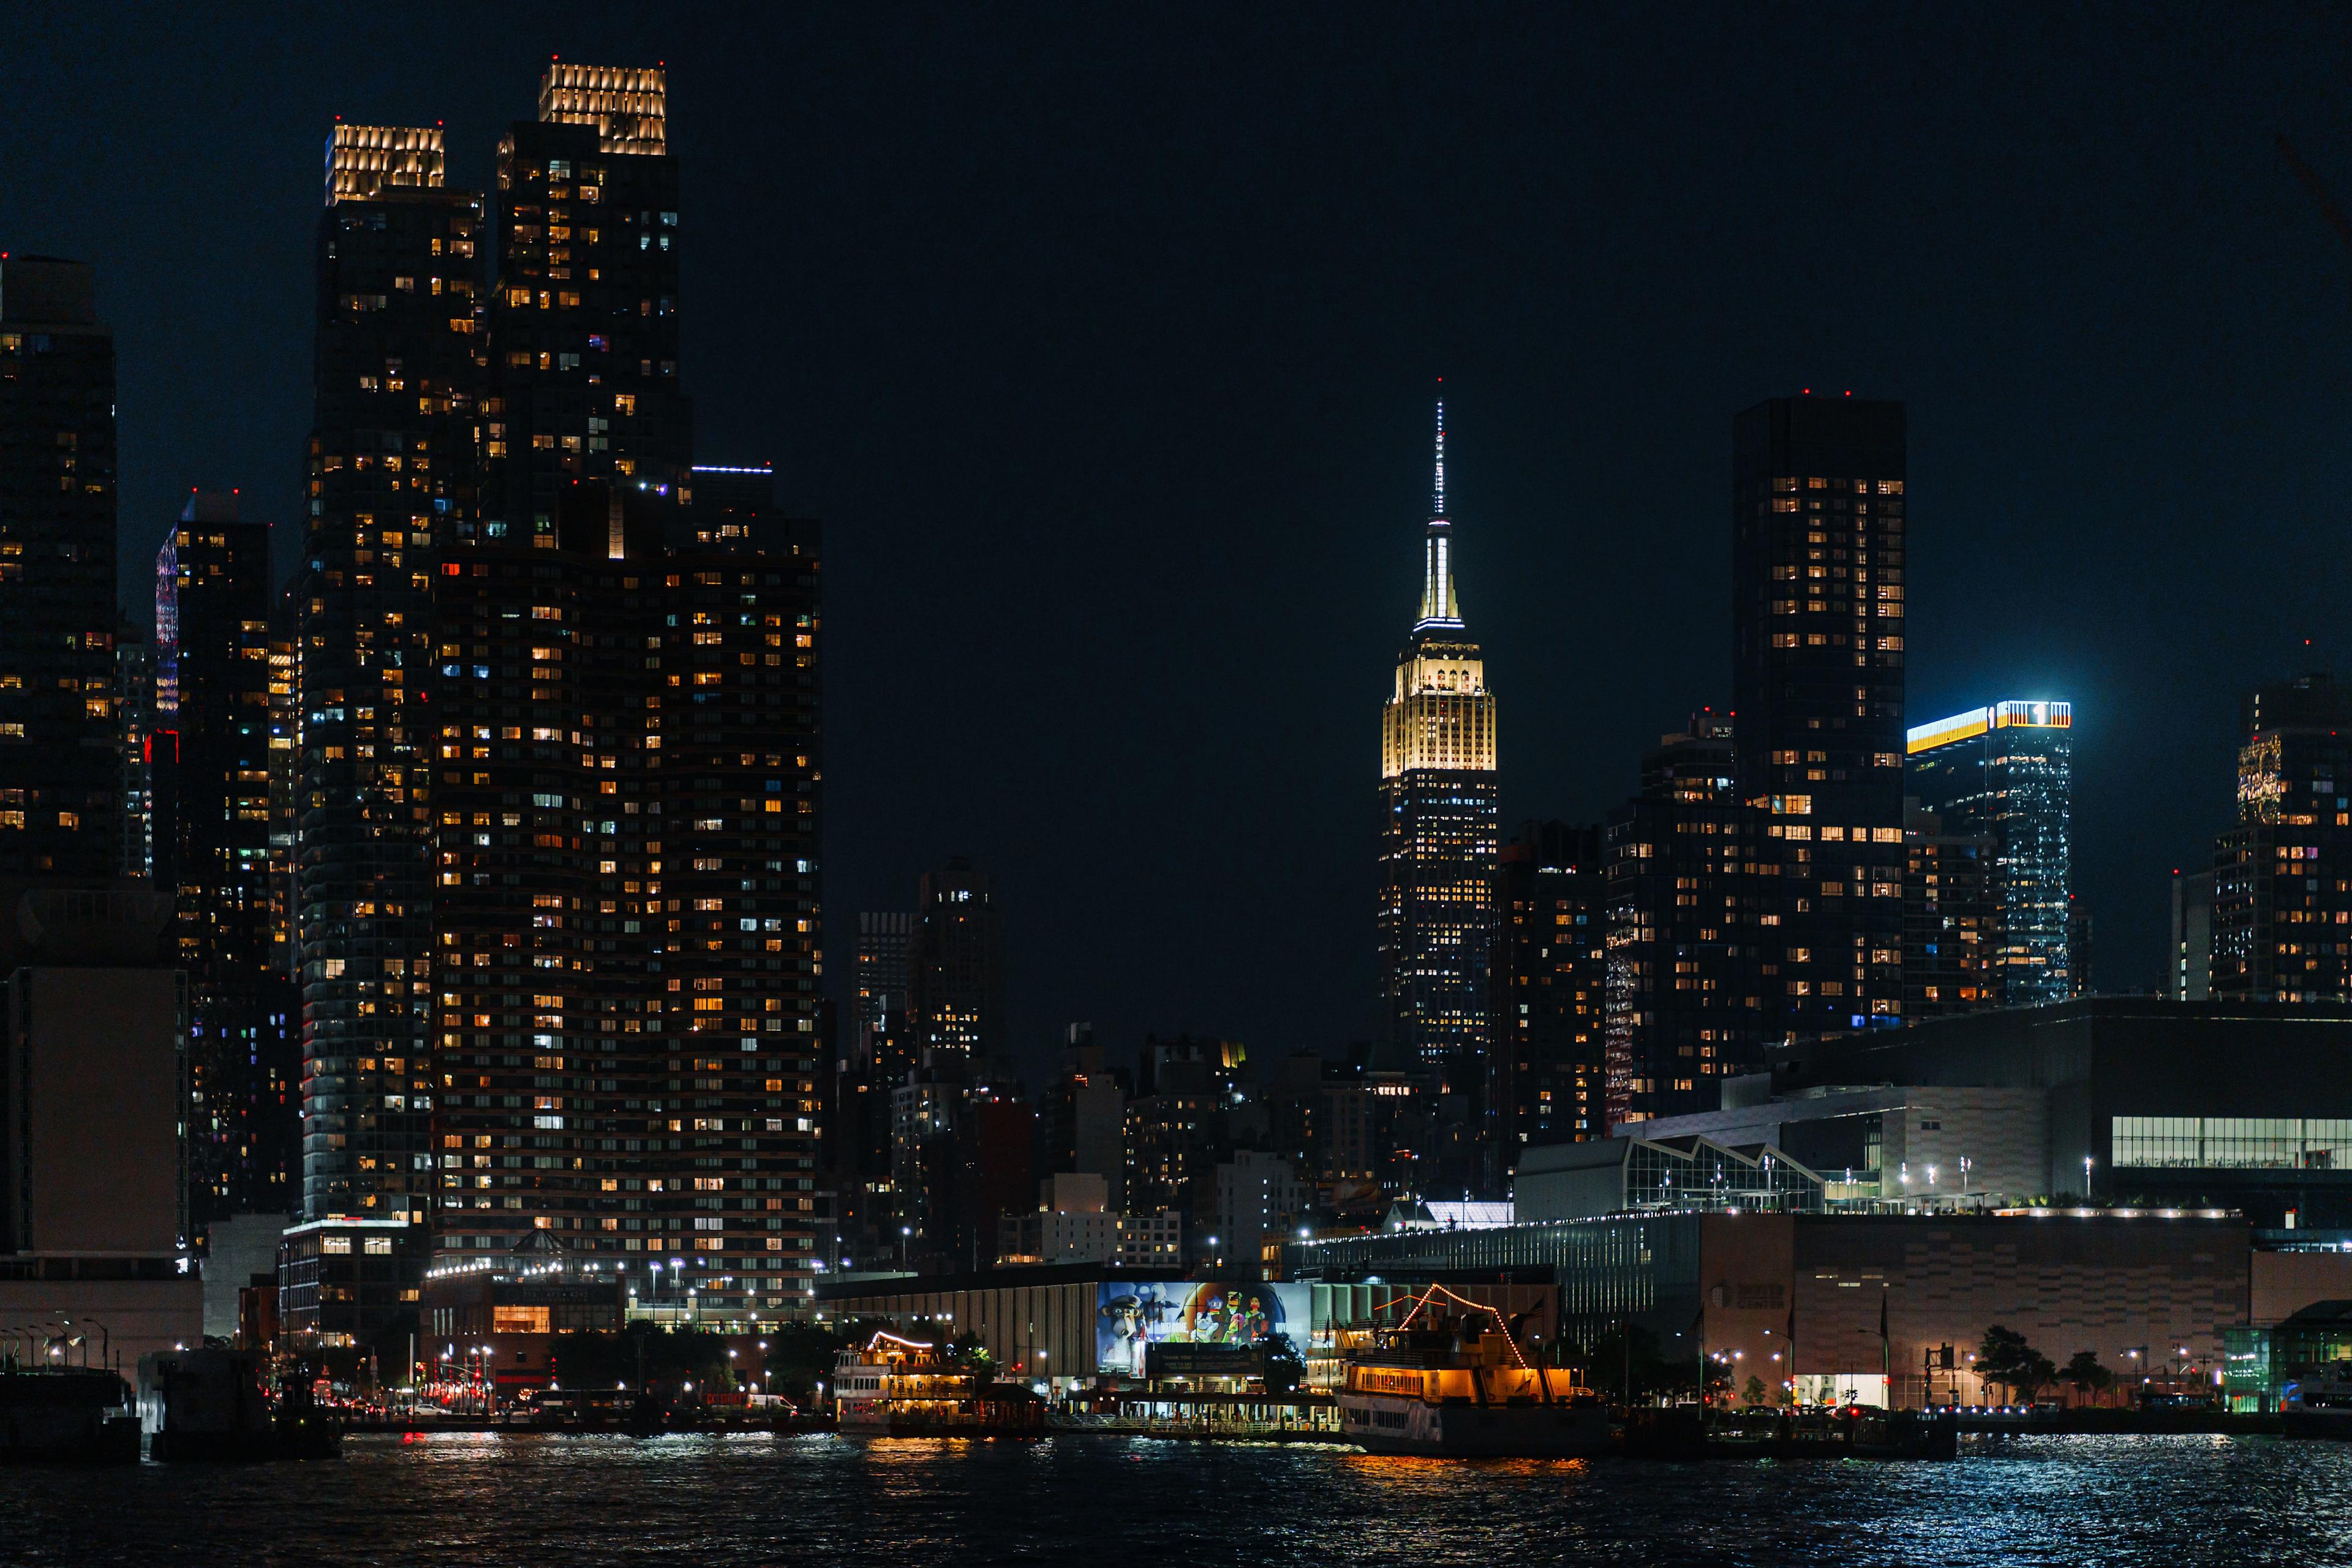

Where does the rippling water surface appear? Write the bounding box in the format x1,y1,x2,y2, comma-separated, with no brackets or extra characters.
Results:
1,1431,2346,1566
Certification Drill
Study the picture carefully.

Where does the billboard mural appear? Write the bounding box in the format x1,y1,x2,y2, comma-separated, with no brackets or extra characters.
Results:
1095,1281,1312,1378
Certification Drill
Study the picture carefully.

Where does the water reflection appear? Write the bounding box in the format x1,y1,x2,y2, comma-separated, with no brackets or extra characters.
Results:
0,1433,2346,1566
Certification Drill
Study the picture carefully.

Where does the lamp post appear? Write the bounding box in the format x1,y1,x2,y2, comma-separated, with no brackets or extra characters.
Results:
62,1318,107,1373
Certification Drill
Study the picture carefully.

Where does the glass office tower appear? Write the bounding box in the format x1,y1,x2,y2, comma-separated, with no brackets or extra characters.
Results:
1907,700,2073,1007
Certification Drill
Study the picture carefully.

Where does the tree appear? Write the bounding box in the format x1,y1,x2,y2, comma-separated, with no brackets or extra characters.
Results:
761,1321,844,1406
1977,1325,2058,1404
2061,1349,2114,1404
1261,1332,1305,1395
1743,1375,1769,1408
1570,1322,1694,1404
551,1324,732,1391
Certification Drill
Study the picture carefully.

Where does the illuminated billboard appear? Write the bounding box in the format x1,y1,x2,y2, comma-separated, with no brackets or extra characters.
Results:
1095,1281,1312,1378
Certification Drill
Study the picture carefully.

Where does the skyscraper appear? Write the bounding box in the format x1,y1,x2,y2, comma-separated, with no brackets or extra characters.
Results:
421,67,823,1322
1377,402,1499,1074
297,124,484,1231
1730,395,1908,1041
285,73,825,1332
1901,799,1997,1019
1602,715,1770,1126
2210,673,2352,1003
486,65,687,537
1489,820,1607,1180
156,491,301,1232
429,467,823,1321
1906,699,2074,1006
0,256,120,880
853,910,915,1086
908,859,1006,1061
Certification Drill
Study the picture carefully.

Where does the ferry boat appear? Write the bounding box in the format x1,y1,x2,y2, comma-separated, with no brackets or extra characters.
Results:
1336,1285,1607,1457
2283,1360,2352,1438
832,1332,1042,1438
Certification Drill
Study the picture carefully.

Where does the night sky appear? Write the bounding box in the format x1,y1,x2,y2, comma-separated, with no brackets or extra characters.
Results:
11,5,2352,1077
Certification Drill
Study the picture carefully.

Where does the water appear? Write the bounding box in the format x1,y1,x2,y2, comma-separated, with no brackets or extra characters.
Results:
0,1432,2345,1566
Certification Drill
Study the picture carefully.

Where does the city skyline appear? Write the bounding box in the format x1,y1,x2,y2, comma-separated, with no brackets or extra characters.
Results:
12,9,2352,1068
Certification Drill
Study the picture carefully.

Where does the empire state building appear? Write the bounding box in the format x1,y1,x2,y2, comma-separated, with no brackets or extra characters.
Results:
1377,402,1499,1069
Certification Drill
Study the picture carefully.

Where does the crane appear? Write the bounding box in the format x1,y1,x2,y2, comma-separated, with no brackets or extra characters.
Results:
2277,132,2352,301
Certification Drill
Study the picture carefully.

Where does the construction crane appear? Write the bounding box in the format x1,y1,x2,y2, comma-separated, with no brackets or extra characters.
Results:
2278,132,2352,301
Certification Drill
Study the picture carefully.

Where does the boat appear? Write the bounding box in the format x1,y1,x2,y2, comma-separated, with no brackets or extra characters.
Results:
1336,1284,1607,1457
2283,1360,2352,1438
137,1348,336,1460
832,1332,1044,1438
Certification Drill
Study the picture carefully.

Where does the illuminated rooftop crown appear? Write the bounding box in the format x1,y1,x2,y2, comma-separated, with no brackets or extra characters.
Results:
325,124,444,207
540,63,668,155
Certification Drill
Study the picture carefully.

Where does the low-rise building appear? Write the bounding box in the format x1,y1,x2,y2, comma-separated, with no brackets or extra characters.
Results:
1291,1208,2251,1409
277,1215,426,1346
1760,997,2352,1224
995,1173,1180,1268
420,1241,629,1398
1622,1081,2047,1207
815,1264,1551,1395
1516,1134,1823,1221
0,882,202,1369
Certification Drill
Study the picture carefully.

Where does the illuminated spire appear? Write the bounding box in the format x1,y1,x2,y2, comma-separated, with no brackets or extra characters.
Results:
1415,399,1461,631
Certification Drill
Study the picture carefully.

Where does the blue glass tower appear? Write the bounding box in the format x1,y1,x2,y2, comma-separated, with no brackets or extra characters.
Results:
1906,701,2073,1007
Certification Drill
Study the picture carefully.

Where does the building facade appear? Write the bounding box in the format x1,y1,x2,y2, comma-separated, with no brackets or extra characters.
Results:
907,859,1006,1061
2209,673,2352,1003
1901,800,1997,1020
1730,395,1908,1041
297,125,484,1229
1291,1210,2249,1411
0,257,121,880
1377,402,1499,1080
1490,820,1607,1177
290,69,824,1333
1770,996,2352,1224
1604,717,1771,1128
155,492,301,1235
1906,699,2073,1006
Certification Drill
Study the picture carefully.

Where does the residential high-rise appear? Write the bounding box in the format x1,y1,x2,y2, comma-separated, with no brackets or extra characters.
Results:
908,858,1006,1061
297,124,484,1238
853,911,914,1085
1604,715,1770,1127
1901,799,1997,1019
292,73,823,1333
266,583,301,978
1730,395,1908,1040
0,257,121,879
2210,673,2352,1003
484,65,687,538
421,66,823,1322
429,466,824,1322
156,491,301,1234
831,911,913,1270
1906,699,2074,1006
1488,820,1607,1183
116,624,154,879
2168,870,2214,1001
1377,402,1499,1076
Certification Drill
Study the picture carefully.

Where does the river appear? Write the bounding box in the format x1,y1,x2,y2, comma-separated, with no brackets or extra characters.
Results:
0,1430,2343,1565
